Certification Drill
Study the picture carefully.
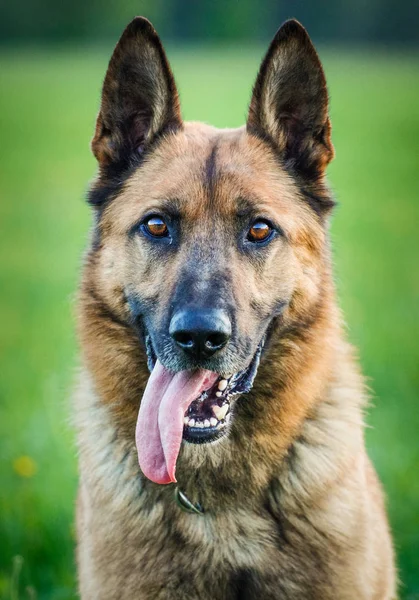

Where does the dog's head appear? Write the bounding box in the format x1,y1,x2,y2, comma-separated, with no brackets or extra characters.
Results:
86,18,334,484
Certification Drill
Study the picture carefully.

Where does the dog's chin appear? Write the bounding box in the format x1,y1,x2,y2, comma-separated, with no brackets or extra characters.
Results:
144,334,265,445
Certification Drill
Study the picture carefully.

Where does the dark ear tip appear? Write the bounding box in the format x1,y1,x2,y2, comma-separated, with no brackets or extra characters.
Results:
275,18,311,43
280,18,306,30
121,16,159,42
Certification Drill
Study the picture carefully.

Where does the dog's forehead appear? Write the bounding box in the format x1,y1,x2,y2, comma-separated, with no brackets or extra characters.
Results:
149,122,298,209
104,122,313,233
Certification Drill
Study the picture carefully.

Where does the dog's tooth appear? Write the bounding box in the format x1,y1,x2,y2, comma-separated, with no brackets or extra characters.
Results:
204,419,210,428
215,391,223,398
210,417,218,427
196,421,204,429
218,379,228,391
183,417,189,425
212,404,228,420
188,419,195,427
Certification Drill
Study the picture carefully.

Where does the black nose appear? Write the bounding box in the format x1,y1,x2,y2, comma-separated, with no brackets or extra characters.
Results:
169,309,231,359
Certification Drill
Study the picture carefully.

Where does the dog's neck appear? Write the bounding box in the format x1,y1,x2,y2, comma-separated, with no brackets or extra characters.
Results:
77,270,364,512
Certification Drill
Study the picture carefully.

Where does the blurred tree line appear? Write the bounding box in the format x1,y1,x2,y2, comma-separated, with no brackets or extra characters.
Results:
0,0,418,46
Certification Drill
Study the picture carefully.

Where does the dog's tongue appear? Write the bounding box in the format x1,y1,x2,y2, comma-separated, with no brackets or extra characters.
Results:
135,360,218,485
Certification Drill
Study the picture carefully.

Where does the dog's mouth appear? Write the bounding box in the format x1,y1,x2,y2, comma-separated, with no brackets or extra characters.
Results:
135,335,264,485
182,343,263,444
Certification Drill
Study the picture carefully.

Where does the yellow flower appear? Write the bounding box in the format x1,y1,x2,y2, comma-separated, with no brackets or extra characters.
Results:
13,456,38,478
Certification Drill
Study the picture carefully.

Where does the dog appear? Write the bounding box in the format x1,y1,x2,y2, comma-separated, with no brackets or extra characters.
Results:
75,17,396,599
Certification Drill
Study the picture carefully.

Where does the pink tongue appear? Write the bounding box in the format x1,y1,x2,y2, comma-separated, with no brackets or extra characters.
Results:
135,360,219,484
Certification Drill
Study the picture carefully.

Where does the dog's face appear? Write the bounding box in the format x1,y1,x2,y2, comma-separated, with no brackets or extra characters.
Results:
87,18,334,484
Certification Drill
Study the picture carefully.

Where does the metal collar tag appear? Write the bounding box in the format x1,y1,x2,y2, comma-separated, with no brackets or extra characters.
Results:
174,486,204,515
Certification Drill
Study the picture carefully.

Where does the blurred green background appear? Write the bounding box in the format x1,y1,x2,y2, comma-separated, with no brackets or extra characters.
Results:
0,2,418,599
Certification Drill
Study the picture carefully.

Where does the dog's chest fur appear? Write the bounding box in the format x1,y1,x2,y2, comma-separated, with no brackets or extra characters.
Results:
75,372,391,600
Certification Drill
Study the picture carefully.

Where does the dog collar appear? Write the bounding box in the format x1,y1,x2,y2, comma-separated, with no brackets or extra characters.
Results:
174,486,204,516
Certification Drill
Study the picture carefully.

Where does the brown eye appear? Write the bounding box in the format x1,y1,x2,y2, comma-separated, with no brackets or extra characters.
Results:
144,216,169,238
247,220,273,243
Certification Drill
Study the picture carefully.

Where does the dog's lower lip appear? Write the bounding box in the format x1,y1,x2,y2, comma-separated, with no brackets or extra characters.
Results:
183,383,232,444
183,411,231,444
145,334,157,372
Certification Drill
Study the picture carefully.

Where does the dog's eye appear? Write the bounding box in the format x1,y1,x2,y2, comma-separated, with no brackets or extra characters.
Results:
144,216,169,238
247,220,273,243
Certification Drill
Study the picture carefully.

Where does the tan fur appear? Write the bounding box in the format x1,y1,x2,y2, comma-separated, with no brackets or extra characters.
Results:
75,18,396,600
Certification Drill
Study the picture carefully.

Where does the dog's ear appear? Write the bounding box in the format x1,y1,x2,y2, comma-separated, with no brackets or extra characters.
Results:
92,17,182,172
247,20,334,180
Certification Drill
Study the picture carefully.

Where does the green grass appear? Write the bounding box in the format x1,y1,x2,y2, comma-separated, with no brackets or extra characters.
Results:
0,45,418,599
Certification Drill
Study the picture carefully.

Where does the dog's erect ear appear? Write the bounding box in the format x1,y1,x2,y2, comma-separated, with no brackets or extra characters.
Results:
92,17,182,171
247,20,334,179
